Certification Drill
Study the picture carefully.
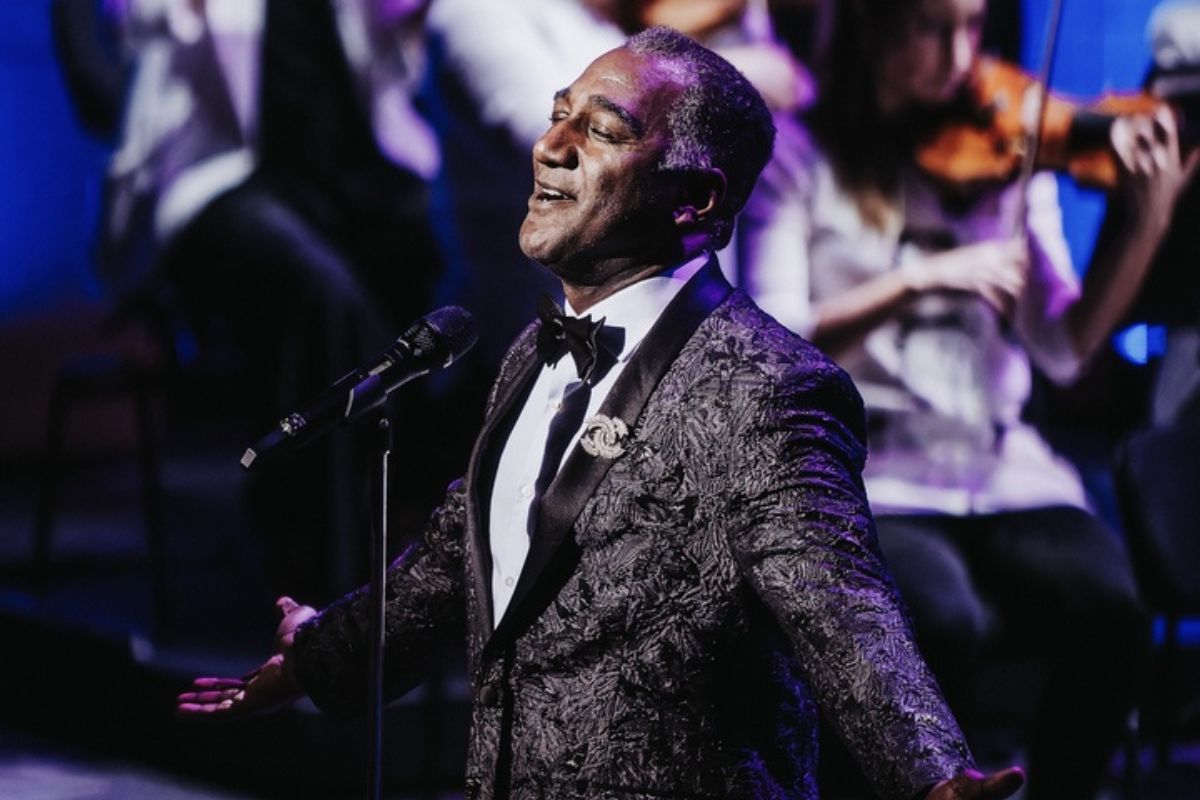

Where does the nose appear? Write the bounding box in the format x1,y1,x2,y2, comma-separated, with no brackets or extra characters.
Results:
533,118,578,168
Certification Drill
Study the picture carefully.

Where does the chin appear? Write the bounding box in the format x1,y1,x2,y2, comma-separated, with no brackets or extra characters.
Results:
523,245,589,283
519,220,580,270
518,232,553,266
517,221,544,260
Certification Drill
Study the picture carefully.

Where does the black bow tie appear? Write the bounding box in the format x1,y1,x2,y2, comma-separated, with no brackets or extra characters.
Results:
536,294,616,383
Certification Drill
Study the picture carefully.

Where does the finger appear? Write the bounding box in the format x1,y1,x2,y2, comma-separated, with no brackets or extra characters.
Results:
276,596,300,616
978,257,1019,287
1110,117,1136,173
997,274,1025,300
1144,109,1173,174
997,280,1021,311
189,677,246,690
979,286,1012,318
176,699,239,715
1182,147,1200,187
989,238,1022,266
1134,149,1157,177
1110,116,1156,177
177,702,226,715
177,688,243,704
979,766,1025,798
1153,105,1179,156
1000,248,1029,278
983,257,1025,290
1129,115,1161,176
1132,112,1158,145
1131,114,1156,148
1152,139,1171,175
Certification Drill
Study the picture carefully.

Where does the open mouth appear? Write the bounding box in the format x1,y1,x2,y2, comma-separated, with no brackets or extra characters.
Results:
535,182,574,202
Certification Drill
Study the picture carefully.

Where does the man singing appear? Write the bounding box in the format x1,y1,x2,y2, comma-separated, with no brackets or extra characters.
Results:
179,27,1022,800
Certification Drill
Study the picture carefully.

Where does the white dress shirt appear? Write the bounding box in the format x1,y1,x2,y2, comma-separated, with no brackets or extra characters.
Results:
488,254,708,625
739,118,1090,516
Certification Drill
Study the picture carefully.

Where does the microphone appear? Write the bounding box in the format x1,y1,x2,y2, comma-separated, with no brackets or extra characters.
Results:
241,306,477,470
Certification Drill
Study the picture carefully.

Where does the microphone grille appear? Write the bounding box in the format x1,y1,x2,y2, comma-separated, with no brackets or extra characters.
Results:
419,306,478,366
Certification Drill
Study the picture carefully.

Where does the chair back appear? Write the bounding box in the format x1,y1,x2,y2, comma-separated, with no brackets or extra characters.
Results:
1114,422,1200,612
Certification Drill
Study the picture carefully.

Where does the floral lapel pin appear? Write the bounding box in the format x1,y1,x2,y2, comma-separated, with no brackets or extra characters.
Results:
580,414,628,459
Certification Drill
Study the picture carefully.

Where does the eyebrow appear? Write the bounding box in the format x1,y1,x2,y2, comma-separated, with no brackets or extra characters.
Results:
552,88,644,138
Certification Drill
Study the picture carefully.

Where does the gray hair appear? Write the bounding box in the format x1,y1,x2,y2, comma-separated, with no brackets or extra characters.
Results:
626,26,775,248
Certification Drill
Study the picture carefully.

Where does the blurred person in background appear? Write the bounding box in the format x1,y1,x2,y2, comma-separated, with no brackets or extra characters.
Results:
737,0,1198,796
96,0,443,603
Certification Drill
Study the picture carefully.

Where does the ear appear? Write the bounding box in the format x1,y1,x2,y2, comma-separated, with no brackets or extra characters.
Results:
672,168,727,228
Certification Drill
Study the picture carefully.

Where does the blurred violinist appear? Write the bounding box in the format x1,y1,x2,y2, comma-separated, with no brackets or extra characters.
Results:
738,0,1198,798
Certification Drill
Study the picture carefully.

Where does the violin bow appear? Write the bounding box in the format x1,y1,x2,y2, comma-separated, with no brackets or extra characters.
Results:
1012,0,1066,240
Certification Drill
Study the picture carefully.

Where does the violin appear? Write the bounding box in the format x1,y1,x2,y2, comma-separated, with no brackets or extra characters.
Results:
915,56,1198,193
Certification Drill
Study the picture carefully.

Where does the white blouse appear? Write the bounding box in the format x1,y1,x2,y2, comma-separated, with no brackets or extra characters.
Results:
739,117,1090,516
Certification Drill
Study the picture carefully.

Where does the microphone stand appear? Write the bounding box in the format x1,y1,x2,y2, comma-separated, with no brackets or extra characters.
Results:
366,411,392,800
241,306,477,800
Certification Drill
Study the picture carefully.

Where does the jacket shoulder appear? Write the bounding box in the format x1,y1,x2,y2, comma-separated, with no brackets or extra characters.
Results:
687,291,868,445
713,292,859,389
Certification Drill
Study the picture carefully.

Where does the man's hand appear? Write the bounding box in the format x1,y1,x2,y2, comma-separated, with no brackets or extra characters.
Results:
928,767,1025,800
176,596,316,718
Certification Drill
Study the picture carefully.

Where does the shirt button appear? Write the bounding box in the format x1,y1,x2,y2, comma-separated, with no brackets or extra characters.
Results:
478,684,502,708
520,484,533,499
505,576,515,587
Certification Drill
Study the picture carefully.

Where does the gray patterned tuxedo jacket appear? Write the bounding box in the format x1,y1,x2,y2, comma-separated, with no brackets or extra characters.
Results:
292,260,972,800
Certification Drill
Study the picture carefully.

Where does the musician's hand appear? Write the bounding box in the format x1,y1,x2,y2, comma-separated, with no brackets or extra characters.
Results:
928,767,1025,800
1111,105,1200,239
902,238,1029,318
176,596,315,718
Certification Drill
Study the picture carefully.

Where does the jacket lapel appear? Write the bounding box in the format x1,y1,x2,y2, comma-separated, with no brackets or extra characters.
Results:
464,332,541,641
485,258,733,657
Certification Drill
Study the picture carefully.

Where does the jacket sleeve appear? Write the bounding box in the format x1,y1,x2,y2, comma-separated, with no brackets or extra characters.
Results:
723,358,973,800
290,478,468,718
